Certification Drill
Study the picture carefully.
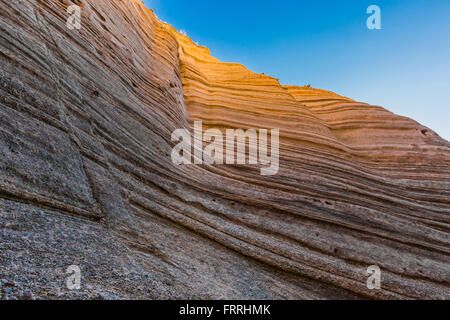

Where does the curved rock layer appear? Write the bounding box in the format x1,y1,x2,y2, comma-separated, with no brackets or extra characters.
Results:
0,0,449,299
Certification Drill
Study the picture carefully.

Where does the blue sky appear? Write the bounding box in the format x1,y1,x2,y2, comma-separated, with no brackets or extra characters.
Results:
145,0,450,141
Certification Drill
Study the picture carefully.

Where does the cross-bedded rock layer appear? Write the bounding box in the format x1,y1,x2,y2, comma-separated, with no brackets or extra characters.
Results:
0,0,449,299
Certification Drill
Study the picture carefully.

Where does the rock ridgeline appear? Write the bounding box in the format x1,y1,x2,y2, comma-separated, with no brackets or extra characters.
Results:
0,0,449,299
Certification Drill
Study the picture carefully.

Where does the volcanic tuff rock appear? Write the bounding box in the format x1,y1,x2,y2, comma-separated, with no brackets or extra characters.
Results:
0,0,449,299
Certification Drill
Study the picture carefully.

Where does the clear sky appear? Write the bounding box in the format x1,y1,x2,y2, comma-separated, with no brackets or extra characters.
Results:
145,0,450,141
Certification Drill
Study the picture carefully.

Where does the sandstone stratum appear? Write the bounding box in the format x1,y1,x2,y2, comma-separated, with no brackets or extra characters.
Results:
0,0,449,300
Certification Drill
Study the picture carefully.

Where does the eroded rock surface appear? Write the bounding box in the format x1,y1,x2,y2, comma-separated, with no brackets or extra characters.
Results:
0,0,449,299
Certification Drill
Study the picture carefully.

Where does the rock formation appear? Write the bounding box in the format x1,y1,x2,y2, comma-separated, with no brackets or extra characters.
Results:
0,0,449,299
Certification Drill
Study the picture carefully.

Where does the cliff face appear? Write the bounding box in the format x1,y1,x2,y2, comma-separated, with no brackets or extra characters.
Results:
0,0,449,300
